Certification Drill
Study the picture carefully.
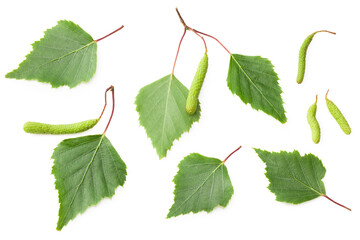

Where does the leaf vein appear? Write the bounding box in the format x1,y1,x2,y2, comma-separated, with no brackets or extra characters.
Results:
231,55,283,120
170,163,223,216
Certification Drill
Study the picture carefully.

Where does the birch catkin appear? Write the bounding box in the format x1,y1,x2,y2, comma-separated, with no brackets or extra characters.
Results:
326,90,351,135
186,52,208,115
307,95,320,144
296,30,336,84
23,119,99,134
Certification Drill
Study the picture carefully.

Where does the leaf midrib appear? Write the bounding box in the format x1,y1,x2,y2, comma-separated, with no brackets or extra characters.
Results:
58,134,105,228
230,54,284,121
169,162,223,216
270,157,323,196
47,41,94,64
11,41,95,76
284,170,323,196
160,74,173,156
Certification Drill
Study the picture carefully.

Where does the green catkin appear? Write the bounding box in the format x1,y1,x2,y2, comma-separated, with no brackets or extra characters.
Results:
297,32,316,84
307,95,320,144
326,90,351,135
186,52,208,115
23,118,99,134
296,30,336,84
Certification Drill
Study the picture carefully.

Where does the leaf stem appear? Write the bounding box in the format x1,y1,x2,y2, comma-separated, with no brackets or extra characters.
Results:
102,85,115,135
175,8,228,54
322,194,351,211
98,87,109,120
325,89,330,99
316,30,336,35
95,25,124,42
193,29,231,54
223,146,242,163
171,28,187,75
193,30,208,52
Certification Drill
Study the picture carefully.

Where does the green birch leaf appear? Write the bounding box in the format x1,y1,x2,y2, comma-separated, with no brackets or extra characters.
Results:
52,134,127,230
135,74,201,159
167,153,233,218
254,149,326,204
227,54,287,123
6,20,97,88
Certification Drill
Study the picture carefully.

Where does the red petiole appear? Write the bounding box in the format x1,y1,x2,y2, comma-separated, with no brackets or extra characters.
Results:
102,86,115,135
98,87,110,120
192,29,230,54
171,29,187,75
322,194,351,211
97,86,115,135
223,146,242,163
171,8,231,74
95,25,124,42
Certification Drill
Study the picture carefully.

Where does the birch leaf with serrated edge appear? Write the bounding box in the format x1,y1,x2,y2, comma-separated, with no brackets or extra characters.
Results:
6,20,97,88
227,54,287,123
167,153,233,218
135,74,201,159
255,149,325,203
52,134,127,230
254,149,351,211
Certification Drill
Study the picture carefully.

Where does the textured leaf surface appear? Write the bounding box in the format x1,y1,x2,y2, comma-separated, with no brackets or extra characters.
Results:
52,134,126,230
255,149,326,204
167,153,233,218
135,74,200,159
6,20,97,88
227,54,286,123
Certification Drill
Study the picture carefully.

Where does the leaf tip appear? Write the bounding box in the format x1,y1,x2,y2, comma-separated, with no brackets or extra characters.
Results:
5,72,12,79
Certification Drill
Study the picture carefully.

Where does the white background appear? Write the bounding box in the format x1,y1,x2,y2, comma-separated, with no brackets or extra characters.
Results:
0,0,359,239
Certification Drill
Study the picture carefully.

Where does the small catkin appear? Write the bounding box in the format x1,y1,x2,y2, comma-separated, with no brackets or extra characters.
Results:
186,52,208,115
296,32,317,84
296,30,335,84
326,91,351,135
23,118,99,134
307,95,320,144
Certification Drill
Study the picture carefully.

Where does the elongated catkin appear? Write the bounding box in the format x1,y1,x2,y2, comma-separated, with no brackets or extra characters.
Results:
325,90,351,135
23,119,99,134
307,95,320,144
297,30,336,84
186,52,208,115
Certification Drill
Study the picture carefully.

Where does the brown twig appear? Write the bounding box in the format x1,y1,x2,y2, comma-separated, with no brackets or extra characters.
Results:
175,8,230,54
176,8,187,28
175,8,208,52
